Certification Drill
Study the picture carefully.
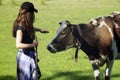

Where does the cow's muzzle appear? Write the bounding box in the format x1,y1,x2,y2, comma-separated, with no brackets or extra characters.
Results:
47,44,57,53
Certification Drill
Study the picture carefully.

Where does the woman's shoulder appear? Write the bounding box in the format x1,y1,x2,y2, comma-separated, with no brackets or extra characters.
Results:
16,25,24,31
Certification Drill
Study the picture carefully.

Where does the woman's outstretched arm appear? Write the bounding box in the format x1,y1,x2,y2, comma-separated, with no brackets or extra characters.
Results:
34,27,49,33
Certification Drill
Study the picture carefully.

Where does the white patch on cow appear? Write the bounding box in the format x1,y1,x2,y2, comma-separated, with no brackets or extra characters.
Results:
109,15,114,18
91,60,99,66
104,66,110,77
94,69,100,78
90,19,98,26
112,11,120,14
97,21,103,28
53,20,68,38
104,60,114,78
98,21,114,38
113,21,120,28
51,20,68,44
57,20,68,34
110,11,120,17
100,55,107,60
90,59,105,67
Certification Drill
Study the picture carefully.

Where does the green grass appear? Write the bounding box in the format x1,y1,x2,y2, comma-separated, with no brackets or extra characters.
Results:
0,0,120,80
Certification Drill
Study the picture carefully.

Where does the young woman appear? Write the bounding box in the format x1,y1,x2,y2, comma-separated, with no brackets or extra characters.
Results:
12,1,49,80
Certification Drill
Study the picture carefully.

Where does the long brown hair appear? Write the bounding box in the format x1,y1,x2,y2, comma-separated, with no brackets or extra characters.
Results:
12,9,35,39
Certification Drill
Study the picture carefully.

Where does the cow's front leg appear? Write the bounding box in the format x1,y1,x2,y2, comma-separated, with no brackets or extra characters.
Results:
91,62,100,80
104,60,114,80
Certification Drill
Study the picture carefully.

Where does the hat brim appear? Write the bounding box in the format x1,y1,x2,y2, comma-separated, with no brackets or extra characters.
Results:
34,9,38,13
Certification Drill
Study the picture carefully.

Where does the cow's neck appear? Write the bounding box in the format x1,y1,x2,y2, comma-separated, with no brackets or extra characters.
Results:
80,38,100,60
74,24,100,60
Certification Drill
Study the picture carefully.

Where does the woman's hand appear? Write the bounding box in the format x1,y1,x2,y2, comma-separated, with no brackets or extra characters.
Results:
40,29,49,33
34,27,49,33
33,40,38,47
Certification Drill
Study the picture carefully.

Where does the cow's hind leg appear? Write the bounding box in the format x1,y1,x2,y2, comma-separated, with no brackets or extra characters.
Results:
104,60,114,80
91,63,100,80
104,38,118,80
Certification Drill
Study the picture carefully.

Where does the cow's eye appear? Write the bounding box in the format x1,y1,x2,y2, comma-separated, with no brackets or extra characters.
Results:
61,31,65,35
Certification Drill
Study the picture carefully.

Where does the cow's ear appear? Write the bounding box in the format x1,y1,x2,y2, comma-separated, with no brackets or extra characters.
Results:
59,22,62,25
66,20,70,24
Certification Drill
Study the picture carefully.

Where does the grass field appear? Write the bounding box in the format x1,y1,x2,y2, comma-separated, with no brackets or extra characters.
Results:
0,0,120,80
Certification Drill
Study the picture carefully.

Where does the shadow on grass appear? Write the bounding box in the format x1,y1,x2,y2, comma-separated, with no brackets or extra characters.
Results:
41,70,120,80
41,70,94,80
0,75,16,80
112,74,120,78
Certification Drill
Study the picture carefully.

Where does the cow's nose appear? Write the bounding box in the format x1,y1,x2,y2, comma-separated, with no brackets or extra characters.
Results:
47,45,52,51
47,44,57,53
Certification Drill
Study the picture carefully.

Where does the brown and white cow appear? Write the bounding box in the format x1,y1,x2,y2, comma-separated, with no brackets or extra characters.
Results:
47,12,120,80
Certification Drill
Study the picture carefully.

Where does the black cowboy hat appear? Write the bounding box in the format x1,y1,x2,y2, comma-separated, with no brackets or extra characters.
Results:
21,1,38,13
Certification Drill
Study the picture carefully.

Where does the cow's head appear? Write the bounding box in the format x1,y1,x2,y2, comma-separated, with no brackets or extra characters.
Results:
47,20,79,53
